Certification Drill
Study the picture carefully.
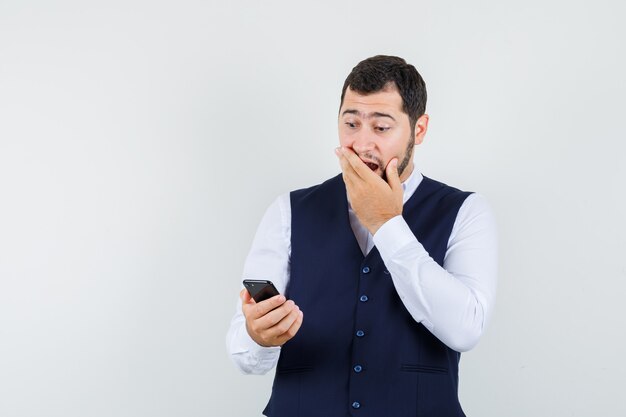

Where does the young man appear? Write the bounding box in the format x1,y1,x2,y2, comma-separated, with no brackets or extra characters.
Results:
226,55,498,417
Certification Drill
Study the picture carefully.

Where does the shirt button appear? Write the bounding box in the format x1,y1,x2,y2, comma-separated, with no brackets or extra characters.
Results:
354,365,363,373
352,401,361,409
383,269,390,275
356,330,365,337
360,295,368,302
362,266,370,274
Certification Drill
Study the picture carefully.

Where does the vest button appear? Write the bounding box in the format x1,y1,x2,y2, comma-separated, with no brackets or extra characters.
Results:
352,401,361,409
360,295,368,302
353,365,363,373
362,266,370,274
356,330,365,337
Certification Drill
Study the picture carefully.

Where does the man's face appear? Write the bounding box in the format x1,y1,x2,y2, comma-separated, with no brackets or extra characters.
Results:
338,85,425,183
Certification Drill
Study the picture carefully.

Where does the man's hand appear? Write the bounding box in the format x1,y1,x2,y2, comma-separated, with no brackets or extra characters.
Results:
240,289,304,347
335,146,403,235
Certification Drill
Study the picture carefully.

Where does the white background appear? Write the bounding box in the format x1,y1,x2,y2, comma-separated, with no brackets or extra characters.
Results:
1,1,625,416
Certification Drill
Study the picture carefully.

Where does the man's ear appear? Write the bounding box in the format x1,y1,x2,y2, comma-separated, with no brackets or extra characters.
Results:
413,114,429,146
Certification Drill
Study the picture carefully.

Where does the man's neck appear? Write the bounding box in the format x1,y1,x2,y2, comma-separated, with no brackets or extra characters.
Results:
399,162,415,184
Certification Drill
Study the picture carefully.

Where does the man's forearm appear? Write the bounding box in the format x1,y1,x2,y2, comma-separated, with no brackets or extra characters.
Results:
373,194,498,352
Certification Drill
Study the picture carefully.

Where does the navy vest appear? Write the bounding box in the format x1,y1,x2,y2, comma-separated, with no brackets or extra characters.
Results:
263,174,473,417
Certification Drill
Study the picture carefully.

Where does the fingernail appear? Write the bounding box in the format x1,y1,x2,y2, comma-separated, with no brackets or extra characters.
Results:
392,159,398,166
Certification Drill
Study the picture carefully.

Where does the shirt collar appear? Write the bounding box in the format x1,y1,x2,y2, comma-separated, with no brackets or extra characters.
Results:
401,164,423,204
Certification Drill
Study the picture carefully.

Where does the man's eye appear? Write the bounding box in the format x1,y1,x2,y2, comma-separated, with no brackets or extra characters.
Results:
376,126,390,132
345,122,357,128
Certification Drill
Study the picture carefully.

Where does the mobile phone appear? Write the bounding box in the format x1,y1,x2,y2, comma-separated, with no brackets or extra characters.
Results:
242,279,280,303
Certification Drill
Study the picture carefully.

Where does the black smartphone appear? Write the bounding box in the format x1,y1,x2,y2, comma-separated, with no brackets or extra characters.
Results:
242,279,280,303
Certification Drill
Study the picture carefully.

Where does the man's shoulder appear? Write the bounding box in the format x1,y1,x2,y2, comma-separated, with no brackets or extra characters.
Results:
418,176,495,222
421,175,473,196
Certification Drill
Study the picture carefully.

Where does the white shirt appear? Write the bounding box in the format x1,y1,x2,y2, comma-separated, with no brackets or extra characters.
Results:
226,168,498,375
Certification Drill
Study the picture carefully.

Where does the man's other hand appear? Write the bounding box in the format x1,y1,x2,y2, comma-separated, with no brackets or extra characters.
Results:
335,146,403,235
240,289,304,347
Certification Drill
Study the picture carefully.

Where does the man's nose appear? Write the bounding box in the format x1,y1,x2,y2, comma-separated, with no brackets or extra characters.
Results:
351,129,375,154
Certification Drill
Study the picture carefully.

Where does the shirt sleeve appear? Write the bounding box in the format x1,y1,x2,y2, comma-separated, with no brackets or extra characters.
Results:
372,193,498,352
225,193,291,374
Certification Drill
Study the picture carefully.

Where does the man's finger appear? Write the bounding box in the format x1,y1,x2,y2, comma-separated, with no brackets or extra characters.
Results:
335,148,353,175
385,158,402,193
340,147,379,181
240,288,252,304
266,304,300,338
243,294,286,320
335,147,358,187
275,310,304,346
256,300,296,329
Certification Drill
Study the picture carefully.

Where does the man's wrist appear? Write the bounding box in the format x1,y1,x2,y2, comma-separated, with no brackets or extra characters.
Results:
372,215,418,259
368,212,402,235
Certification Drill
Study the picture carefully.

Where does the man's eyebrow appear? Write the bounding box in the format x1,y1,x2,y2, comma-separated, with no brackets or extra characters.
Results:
341,109,396,121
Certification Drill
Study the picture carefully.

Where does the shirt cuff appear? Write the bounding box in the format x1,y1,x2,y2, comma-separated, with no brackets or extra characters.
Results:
373,215,427,261
230,323,281,356
228,324,281,374
250,344,281,367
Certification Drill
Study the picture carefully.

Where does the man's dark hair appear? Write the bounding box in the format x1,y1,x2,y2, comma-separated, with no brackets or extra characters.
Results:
340,55,427,132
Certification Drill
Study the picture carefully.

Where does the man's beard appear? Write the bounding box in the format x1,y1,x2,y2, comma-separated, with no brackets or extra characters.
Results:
381,134,414,182
356,133,415,181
